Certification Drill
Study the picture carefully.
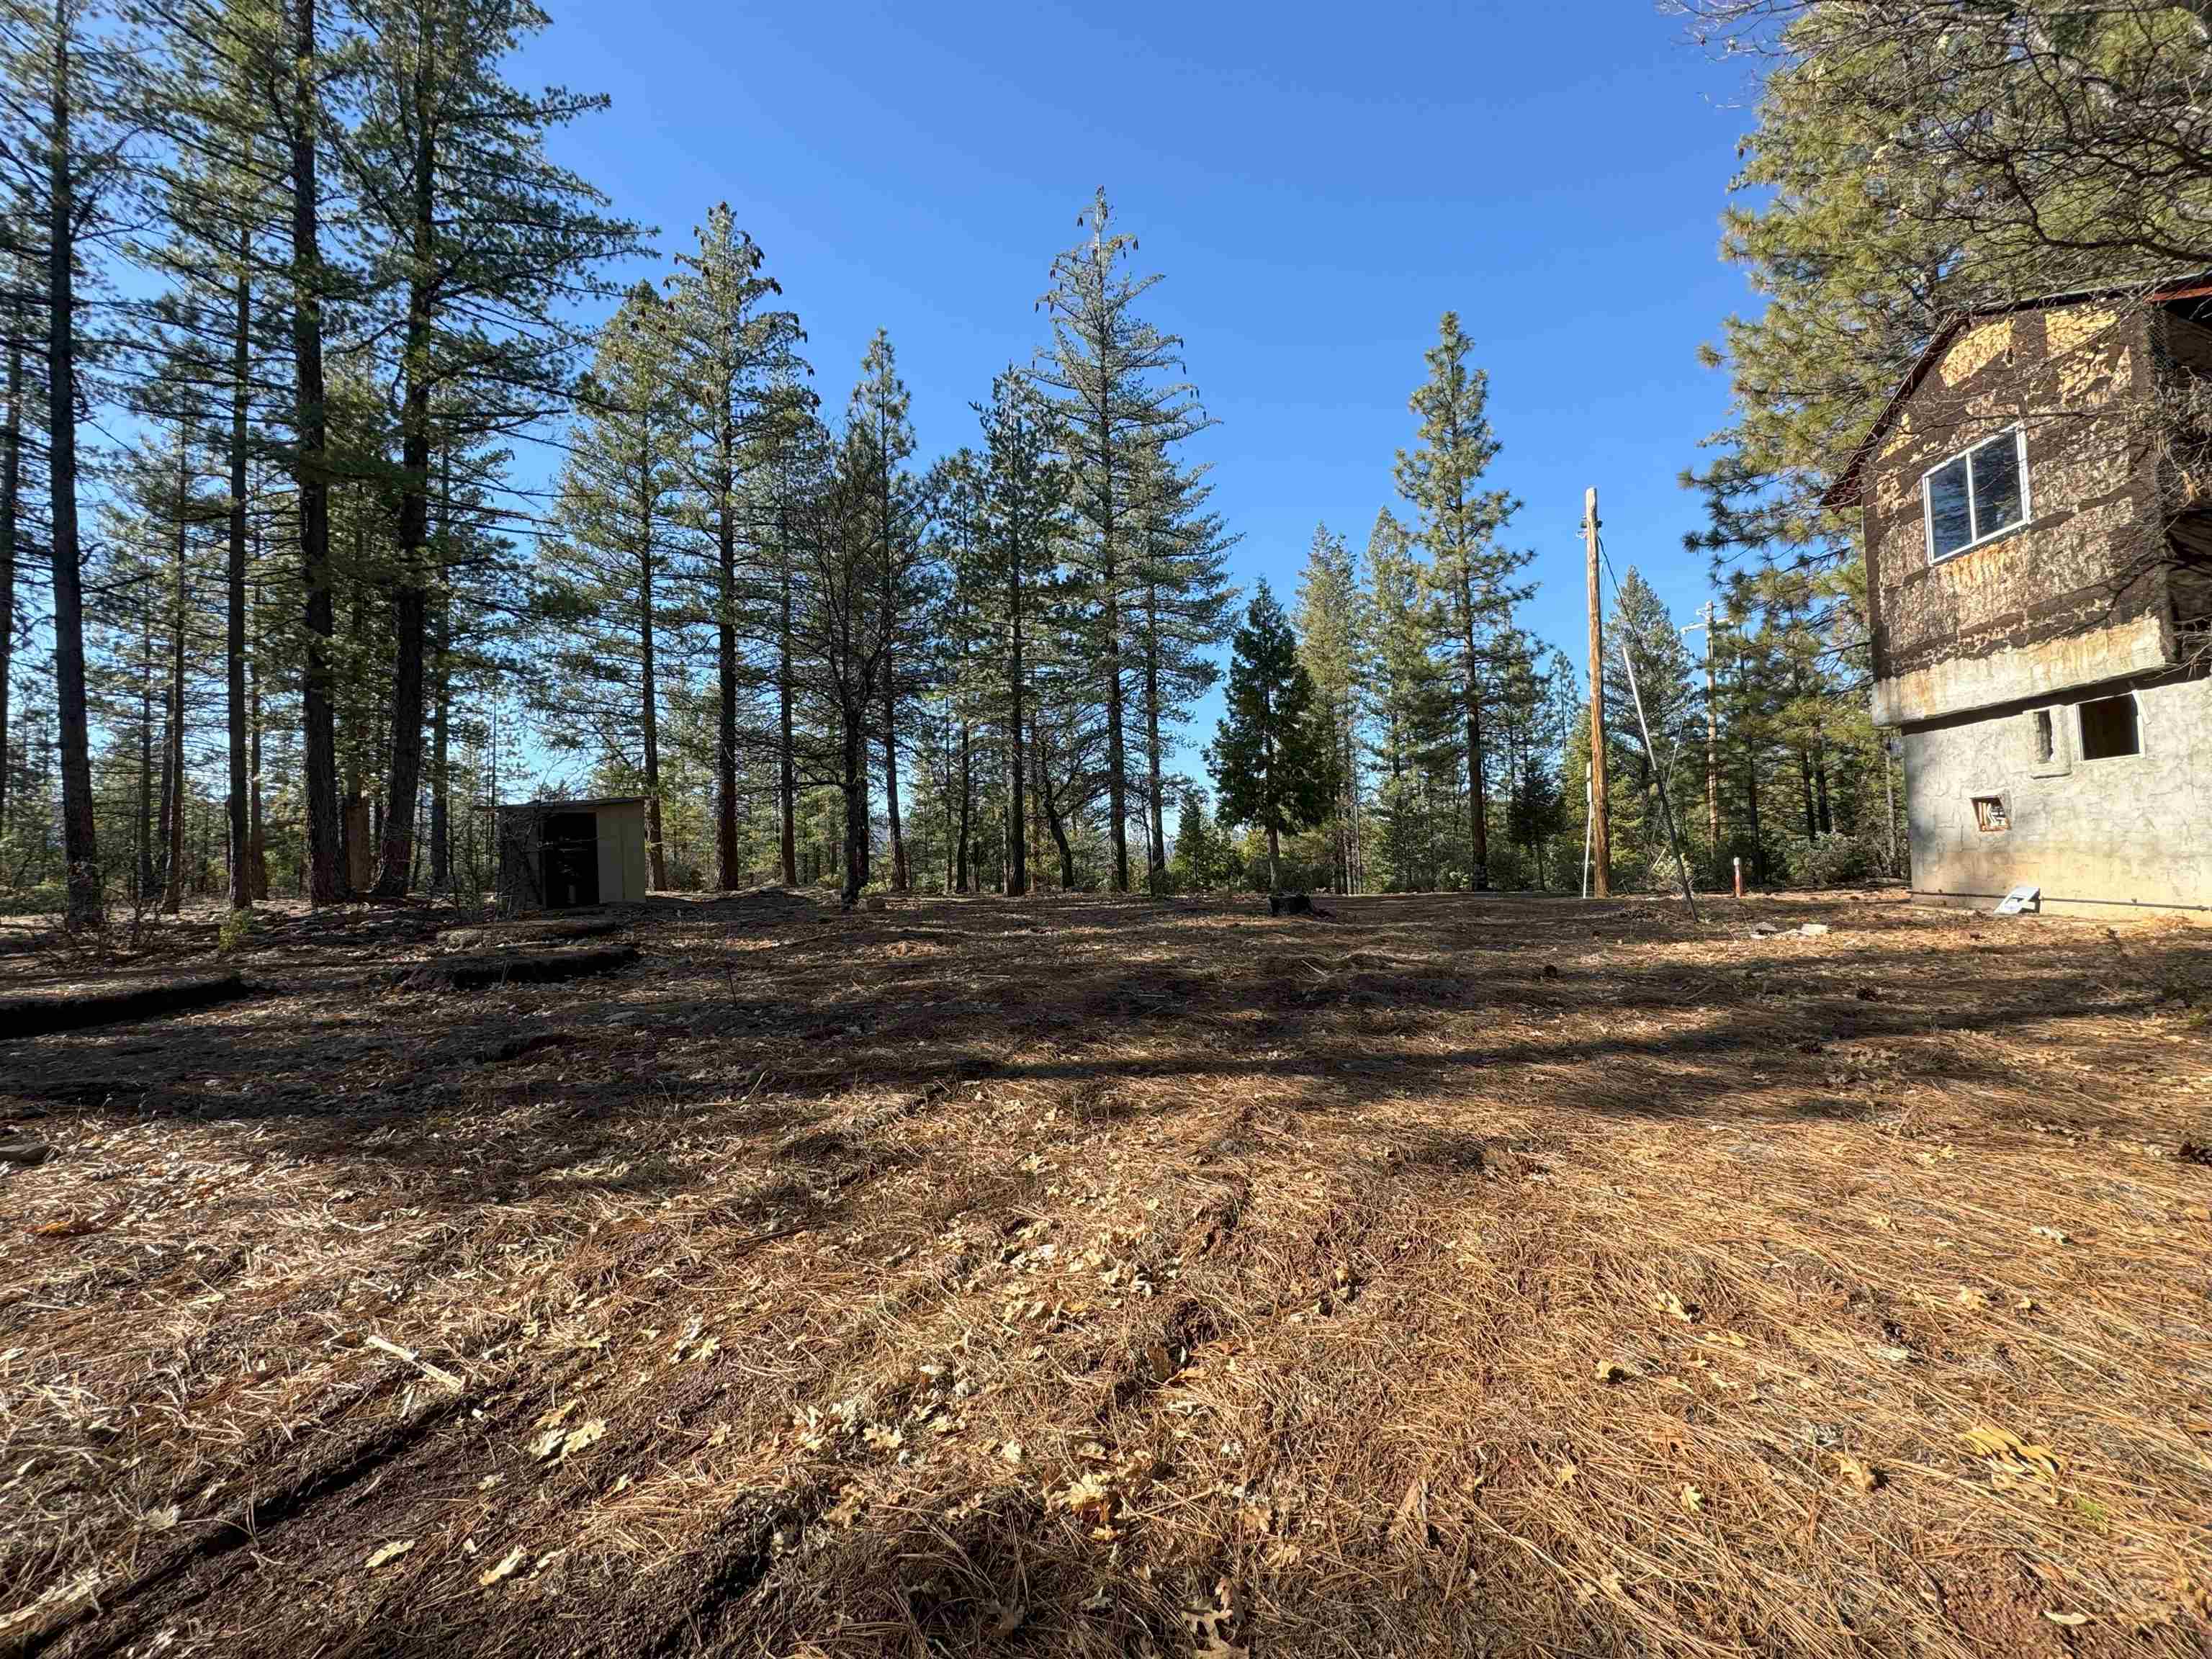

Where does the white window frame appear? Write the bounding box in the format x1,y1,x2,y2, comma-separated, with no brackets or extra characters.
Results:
1922,425,2032,565
2075,688,2144,763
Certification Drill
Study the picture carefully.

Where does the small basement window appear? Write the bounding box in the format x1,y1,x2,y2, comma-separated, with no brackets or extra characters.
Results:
2077,692,2141,760
1973,795,2009,832
1925,427,2030,561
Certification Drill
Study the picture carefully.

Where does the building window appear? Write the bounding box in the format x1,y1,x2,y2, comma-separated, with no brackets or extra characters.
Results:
2078,692,2141,760
1973,796,2009,832
2032,709,2054,764
1924,428,2031,562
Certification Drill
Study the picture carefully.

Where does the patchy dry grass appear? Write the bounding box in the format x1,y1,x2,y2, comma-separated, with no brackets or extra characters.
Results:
1,888,2210,1658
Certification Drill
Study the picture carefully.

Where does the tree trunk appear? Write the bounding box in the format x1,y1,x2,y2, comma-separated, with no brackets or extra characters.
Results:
715,433,739,889
1267,823,1281,894
138,603,156,904
1043,777,1076,891
247,566,268,899
225,248,251,909
638,433,666,891
881,680,907,891
429,571,451,893
878,452,908,892
45,11,102,929
373,50,436,899
0,327,20,848
1459,577,1488,891
1143,592,1166,894
1006,547,1027,897
292,0,343,905
776,516,796,886
1745,745,1765,886
163,451,189,915
955,718,971,893
1102,564,1128,891
840,706,868,909
156,699,176,901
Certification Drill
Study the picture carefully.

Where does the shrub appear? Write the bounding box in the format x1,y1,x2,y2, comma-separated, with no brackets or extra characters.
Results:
217,909,255,954
1792,832,1888,889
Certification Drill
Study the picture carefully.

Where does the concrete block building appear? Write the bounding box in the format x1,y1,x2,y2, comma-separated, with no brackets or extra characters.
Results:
1830,277,2212,917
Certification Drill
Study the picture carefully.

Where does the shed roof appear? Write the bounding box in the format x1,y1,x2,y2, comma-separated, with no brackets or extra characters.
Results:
1822,272,2212,513
495,796,648,814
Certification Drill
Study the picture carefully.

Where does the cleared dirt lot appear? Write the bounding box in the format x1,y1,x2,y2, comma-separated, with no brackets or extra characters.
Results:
3,889,2210,1658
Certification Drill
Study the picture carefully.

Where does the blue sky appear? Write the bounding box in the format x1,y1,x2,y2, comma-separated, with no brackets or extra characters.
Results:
518,0,1761,775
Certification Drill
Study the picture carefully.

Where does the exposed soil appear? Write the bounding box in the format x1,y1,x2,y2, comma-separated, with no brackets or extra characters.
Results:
2,889,2209,1658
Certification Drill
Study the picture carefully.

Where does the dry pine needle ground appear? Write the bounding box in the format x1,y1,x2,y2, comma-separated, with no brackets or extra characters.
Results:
1,887,2209,1658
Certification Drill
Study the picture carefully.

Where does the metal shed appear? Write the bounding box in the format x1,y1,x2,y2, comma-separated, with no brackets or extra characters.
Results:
495,796,652,911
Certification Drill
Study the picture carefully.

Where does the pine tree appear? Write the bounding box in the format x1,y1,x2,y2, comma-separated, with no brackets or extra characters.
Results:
1294,523,1366,894
971,369,1063,896
1601,567,1698,870
847,330,922,891
662,205,803,891
541,282,685,889
1169,781,1223,891
137,0,300,912
0,235,41,860
785,404,891,907
279,0,346,906
1365,508,1456,891
1393,312,1528,894
1035,188,1208,893
754,367,819,889
1127,431,1234,891
1,0,153,925
1207,581,1329,894
918,446,986,892
344,0,644,896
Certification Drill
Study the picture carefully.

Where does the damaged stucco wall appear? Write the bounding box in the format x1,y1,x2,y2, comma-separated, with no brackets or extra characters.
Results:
1902,675,2212,913
1864,303,2173,727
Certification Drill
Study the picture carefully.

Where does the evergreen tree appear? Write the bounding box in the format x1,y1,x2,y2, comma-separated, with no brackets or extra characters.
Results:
754,367,820,888
1365,508,1457,891
1601,567,1699,873
1393,312,1528,892
0,234,46,868
343,0,644,896
0,0,153,925
846,330,922,891
1035,188,1208,893
972,369,1063,897
138,10,294,912
1169,780,1224,891
1127,431,1235,891
1294,523,1366,894
662,205,803,890
541,282,685,889
787,407,891,907
1207,580,1329,894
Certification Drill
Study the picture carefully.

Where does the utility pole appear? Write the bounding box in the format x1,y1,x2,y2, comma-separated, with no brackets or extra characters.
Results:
1583,487,1609,898
1683,599,1724,878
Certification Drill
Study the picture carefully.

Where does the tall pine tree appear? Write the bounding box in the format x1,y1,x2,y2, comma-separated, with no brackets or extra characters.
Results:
1393,312,1527,893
